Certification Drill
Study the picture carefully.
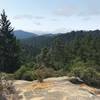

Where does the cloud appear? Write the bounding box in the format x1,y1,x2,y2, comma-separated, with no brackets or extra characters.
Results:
34,22,41,26
79,0,100,16
54,0,100,17
79,10,100,17
34,16,45,19
51,19,57,21
53,28,71,33
82,17,91,21
13,14,33,20
13,15,45,20
54,5,77,17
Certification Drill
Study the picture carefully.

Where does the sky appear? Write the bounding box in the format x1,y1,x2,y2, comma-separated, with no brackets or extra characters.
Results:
0,0,100,33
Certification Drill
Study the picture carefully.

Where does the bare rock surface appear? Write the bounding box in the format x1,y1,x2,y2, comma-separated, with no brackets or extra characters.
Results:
14,76,100,100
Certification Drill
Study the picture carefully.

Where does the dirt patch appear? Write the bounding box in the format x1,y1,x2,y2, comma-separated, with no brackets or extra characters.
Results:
25,81,53,91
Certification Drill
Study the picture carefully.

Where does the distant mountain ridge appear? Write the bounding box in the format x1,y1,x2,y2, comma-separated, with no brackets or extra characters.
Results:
14,30,38,39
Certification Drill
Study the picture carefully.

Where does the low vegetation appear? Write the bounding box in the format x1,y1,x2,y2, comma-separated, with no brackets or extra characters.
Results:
70,60,100,87
0,73,19,100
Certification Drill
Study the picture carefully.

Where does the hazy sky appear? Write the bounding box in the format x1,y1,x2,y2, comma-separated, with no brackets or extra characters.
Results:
0,0,100,33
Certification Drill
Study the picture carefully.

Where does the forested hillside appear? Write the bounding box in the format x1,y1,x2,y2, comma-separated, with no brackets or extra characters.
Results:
20,30,100,63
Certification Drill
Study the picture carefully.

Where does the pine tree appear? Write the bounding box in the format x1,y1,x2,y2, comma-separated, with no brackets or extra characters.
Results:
0,10,20,73
36,47,49,67
50,37,66,70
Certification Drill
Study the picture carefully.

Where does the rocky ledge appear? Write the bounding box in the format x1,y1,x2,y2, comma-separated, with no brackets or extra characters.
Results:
14,77,100,100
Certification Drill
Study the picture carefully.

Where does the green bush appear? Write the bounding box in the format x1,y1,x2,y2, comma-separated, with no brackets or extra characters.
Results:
81,68,100,87
15,64,57,82
24,62,36,69
7,74,15,80
15,65,35,81
54,69,66,77
21,71,34,81
70,61,100,87
15,66,29,79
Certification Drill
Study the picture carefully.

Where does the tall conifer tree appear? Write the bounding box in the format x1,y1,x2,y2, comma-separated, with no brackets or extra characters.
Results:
0,10,20,73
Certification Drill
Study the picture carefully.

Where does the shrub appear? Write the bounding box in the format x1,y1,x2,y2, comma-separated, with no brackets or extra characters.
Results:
34,67,46,83
81,68,100,87
54,69,66,77
24,62,36,69
15,66,28,80
34,67,55,82
7,74,15,80
41,67,56,78
70,61,100,88
21,71,34,81
15,65,36,81
0,73,19,99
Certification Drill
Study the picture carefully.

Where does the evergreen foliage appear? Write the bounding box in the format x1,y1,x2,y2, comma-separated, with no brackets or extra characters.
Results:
0,10,21,73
